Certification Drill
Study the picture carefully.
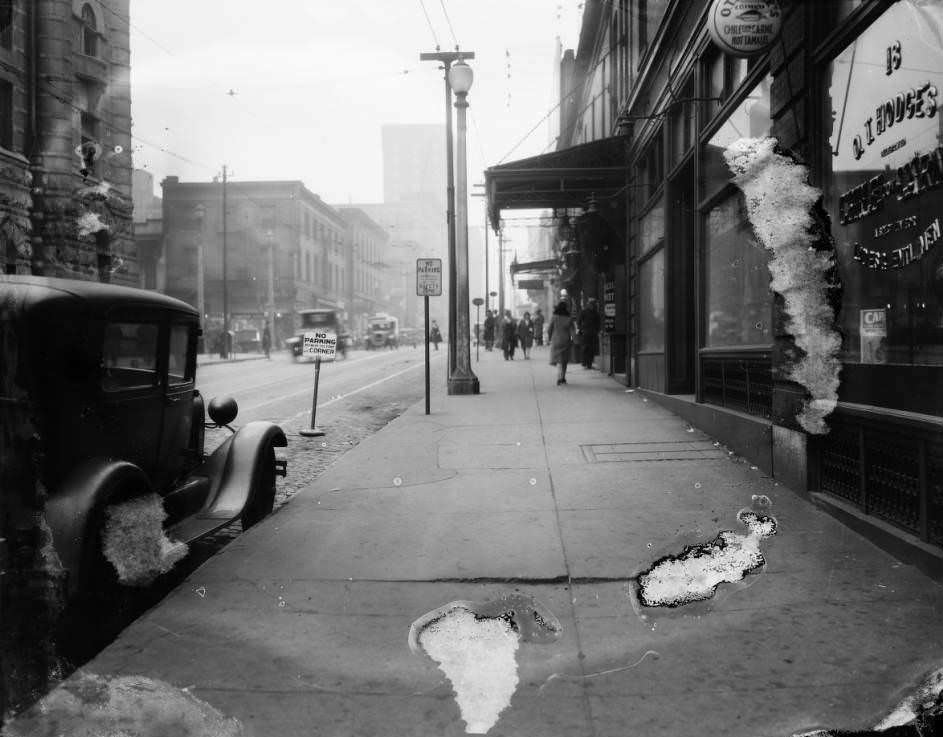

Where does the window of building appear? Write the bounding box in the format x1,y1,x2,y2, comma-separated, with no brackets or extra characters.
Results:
638,196,665,353
81,3,98,57
636,132,664,203
0,0,13,50
702,76,772,200
669,77,696,167
0,79,12,150
638,249,665,353
704,191,772,348
823,2,943,367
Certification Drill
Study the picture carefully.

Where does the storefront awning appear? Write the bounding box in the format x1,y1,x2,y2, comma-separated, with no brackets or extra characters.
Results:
485,136,631,229
509,258,560,276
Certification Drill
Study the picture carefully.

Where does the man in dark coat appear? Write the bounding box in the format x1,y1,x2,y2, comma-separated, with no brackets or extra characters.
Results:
533,308,545,347
483,310,496,351
578,298,601,369
501,311,517,360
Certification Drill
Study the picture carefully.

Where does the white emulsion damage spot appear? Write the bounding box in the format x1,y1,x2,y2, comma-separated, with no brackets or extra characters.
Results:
420,609,520,734
724,137,842,435
3,671,244,737
637,507,777,608
102,494,188,586
409,593,562,734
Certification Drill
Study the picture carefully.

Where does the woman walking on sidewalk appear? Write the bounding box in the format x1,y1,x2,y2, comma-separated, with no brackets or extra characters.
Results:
517,312,534,359
547,301,575,385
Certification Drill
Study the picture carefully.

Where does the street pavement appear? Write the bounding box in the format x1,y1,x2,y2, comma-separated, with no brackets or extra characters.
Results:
12,346,943,736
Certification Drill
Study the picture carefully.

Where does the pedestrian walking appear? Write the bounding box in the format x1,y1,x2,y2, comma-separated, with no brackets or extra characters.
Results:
262,323,271,359
547,300,575,385
429,320,442,351
483,310,496,351
533,308,545,347
501,311,518,360
517,312,534,359
579,297,601,369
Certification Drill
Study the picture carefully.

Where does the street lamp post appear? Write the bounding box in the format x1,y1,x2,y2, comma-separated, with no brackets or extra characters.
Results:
446,59,479,395
420,49,474,383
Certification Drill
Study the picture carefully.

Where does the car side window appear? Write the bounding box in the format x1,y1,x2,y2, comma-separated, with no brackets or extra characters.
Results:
168,323,194,386
102,321,159,391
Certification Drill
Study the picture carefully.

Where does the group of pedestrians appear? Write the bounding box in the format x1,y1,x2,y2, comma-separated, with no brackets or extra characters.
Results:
482,308,545,360
480,298,601,386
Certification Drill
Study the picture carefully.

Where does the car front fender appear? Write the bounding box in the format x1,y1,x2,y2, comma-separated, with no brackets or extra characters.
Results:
196,421,287,520
44,459,151,596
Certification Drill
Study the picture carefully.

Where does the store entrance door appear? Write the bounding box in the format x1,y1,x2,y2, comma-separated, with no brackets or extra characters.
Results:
666,159,697,394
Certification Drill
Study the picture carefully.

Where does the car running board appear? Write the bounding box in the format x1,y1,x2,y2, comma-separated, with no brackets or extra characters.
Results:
168,513,237,545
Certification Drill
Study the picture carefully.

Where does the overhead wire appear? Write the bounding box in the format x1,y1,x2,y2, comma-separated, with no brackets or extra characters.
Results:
437,0,460,48
417,0,441,49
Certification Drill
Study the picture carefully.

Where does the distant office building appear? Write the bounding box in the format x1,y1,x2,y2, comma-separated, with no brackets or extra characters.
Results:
382,124,446,211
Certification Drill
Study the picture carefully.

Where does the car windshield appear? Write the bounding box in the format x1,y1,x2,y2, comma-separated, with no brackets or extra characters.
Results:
300,313,335,329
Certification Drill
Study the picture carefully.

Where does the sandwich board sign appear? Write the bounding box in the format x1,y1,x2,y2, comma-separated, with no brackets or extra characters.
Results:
302,331,337,359
416,258,442,296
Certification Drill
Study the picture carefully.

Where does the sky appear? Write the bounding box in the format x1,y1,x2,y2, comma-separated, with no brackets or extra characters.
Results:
129,0,584,228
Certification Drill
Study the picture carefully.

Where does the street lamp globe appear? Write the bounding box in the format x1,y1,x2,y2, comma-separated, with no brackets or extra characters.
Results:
448,60,474,94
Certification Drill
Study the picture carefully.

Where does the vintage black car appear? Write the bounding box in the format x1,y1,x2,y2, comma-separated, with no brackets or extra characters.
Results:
285,308,348,361
0,276,287,606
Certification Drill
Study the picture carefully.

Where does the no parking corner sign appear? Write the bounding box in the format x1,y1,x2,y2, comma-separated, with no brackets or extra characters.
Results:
303,331,337,358
708,0,782,57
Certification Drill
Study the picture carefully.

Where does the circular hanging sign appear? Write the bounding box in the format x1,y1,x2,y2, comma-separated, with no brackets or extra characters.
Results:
708,0,782,57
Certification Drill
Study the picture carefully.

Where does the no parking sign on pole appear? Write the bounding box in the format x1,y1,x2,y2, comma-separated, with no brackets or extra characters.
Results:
417,258,442,415
299,331,337,437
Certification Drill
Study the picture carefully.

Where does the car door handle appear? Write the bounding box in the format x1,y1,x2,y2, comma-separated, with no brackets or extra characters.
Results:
166,395,183,405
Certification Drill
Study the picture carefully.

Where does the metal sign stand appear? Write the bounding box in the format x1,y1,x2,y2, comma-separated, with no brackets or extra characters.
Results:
416,257,442,416
424,295,431,415
300,355,325,437
472,297,483,363
299,331,336,437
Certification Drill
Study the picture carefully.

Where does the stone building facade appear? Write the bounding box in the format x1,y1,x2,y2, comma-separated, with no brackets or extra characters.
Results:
487,0,943,571
0,0,134,284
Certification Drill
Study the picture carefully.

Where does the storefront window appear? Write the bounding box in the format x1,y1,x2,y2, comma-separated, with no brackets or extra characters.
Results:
639,196,664,255
705,192,772,347
824,1,943,366
702,75,773,199
639,248,665,352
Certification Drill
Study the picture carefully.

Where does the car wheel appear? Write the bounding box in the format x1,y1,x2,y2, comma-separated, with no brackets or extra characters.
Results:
242,445,276,529
57,503,133,664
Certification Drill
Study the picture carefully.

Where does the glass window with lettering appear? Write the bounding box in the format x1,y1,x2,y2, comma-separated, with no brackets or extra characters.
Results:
825,2,943,366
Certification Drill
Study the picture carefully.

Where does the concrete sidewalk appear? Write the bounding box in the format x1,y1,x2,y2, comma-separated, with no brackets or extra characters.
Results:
15,347,943,736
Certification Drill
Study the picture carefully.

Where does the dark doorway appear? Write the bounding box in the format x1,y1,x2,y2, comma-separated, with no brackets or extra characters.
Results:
666,159,696,394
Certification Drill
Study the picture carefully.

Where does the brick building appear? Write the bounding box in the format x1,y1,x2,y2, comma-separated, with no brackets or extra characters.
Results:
160,178,397,349
487,0,943,570
0,0,134,283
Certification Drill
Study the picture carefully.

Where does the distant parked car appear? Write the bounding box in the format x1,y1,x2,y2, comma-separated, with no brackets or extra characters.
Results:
285,308,348,361
0,276,287,612
234,328,262,353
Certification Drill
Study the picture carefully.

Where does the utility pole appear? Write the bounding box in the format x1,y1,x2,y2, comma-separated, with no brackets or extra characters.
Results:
266,231,276,357
221,165,229,359
471,184,488,314
420,49,474,381
498,229,507,318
